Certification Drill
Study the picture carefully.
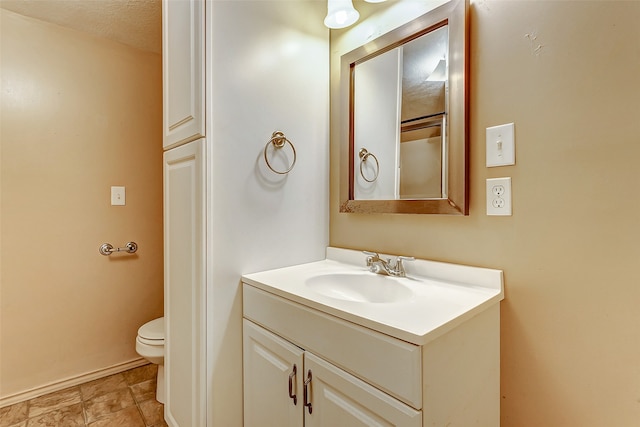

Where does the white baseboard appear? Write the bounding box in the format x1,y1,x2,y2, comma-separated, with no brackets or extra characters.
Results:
0,358,148,408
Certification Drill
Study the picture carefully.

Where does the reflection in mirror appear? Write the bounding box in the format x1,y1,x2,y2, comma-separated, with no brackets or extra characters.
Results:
340,0,468,214
400,118,443,199
353,25,448,200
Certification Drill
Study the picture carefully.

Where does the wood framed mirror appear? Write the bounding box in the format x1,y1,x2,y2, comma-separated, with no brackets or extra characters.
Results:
339,0,469,214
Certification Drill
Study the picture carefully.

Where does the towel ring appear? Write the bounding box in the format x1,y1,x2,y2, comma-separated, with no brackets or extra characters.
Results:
358,148,379,183
264,131,296,175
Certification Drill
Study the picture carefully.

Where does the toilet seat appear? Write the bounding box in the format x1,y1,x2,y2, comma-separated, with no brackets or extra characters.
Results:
137,317,164,346
137,336,163,346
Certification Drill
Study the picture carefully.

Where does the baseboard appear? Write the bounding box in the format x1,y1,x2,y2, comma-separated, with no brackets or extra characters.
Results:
0,357,148,408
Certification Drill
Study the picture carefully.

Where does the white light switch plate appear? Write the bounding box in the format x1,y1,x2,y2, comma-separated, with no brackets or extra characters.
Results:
111,186,125,206
486,177,512,216
486,123,515,167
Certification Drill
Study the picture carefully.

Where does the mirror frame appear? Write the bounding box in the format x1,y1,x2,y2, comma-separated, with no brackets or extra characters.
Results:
339,0,469,214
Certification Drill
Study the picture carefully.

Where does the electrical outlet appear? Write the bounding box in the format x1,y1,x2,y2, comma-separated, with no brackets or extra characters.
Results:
487,178,511,215
492,184,505,197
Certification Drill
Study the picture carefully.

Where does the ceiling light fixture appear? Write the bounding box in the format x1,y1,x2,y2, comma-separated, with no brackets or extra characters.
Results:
324,0,360,29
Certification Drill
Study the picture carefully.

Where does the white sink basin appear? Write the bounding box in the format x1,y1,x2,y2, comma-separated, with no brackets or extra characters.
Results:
242,248,504,344
305,272,414,303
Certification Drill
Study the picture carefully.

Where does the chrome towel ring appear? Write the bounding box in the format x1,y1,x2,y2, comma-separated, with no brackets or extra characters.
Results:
264,131,296,175
358,148,379,183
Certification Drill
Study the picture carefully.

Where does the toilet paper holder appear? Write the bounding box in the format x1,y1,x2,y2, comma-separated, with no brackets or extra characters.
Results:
99,241,138,256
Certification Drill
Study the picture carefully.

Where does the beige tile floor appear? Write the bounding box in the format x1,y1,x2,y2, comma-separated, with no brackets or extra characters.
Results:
0,364,167,427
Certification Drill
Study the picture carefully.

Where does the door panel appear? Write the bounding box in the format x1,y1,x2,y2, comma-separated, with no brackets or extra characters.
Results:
243,320,304,427
163,0,205,149
164,139,206,427
304,352,421,427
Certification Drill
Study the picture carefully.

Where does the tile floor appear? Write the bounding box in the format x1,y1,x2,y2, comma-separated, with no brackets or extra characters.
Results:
0,364,167,427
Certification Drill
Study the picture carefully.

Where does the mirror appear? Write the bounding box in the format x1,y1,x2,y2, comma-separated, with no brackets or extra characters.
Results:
339,0,468,214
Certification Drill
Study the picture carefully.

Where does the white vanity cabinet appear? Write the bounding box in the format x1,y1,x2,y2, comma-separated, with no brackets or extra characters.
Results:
243,285,421,427
242,250,503,427
243,316,421,427
162,0,205,150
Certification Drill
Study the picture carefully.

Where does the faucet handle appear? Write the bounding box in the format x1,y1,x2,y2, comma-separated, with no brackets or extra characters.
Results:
362,251,379,267
395,256,414,276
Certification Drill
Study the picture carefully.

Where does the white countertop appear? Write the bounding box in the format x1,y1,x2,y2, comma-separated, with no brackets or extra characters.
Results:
242,247,504,345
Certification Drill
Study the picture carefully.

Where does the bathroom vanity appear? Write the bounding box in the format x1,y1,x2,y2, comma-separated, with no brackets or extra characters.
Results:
242,247,504,426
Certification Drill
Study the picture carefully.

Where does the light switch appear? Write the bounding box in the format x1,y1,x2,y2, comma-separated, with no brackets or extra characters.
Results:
486,123,515,167
111,186,125,206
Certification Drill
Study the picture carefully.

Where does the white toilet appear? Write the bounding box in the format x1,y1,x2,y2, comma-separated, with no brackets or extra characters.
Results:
135,317,165,403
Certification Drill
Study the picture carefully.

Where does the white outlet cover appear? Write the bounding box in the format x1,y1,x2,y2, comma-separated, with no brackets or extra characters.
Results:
111,186,126,206
486,177,512,216
486,123,515,167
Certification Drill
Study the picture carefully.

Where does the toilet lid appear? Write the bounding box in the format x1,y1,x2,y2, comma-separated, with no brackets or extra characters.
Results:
138,317,164,341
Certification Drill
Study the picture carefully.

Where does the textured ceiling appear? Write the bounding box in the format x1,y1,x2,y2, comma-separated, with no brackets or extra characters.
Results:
0,0,162,53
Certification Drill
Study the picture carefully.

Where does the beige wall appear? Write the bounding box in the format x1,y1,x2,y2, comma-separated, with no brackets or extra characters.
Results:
0,10,163,400
331,1,640,425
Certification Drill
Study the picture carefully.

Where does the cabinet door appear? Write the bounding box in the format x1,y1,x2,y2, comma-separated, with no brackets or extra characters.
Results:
163,0,205,149
164,140,206,427
304,352,421,427
243,320,304,427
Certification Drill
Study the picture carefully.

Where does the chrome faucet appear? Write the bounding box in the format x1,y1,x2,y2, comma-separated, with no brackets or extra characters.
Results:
363,251,414,277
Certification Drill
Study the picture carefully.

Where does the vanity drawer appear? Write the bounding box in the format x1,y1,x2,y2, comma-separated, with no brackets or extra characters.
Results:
243,283,422,409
